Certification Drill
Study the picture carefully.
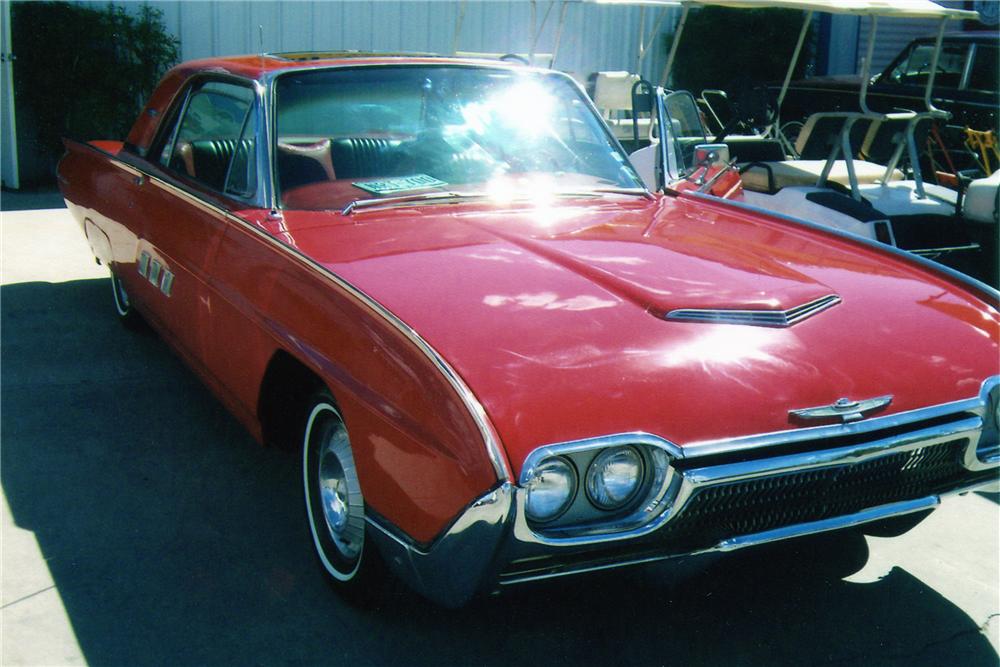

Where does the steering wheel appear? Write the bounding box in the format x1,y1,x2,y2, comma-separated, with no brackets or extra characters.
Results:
713,77,772,144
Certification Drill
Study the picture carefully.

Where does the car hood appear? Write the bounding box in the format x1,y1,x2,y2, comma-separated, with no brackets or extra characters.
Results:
276,194,999,476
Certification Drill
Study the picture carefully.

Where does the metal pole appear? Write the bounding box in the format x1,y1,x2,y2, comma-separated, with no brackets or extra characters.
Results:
858,16,877,115
636,6,646,74
452,0,466,55
923,18,948,114
0,0,18,189
659,5,688,88
638,8,668,75
550,1,570,69
776,11,813,109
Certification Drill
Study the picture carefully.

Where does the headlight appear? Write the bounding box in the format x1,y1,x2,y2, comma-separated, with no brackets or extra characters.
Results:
585,446,644,510
524,457,577,522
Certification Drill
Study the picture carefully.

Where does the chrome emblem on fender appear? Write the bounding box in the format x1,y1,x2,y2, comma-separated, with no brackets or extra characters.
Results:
789,395,893,423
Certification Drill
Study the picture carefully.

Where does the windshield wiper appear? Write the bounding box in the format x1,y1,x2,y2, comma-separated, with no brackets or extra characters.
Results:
554,187,654,200
342,191,487,215
341,186,653,215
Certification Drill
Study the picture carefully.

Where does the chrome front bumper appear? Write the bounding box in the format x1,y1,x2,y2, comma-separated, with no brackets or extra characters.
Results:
368,378,1000,607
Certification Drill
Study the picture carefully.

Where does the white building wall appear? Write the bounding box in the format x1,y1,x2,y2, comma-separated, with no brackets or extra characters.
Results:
76,1,680,87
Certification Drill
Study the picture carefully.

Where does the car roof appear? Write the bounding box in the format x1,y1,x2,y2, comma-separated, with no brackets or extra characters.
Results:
124,52,536,158
171,52,526,81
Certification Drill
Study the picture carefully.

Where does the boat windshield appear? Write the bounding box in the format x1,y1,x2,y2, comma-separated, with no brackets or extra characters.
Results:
274,65,644,211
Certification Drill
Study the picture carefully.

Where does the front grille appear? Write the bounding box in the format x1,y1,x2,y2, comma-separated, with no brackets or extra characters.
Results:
500,437,994,583
659,438,987,552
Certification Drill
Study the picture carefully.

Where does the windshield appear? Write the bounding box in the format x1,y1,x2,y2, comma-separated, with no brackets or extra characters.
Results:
274,65,644,210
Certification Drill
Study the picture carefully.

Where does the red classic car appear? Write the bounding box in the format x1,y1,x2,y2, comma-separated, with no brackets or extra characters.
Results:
58,53,999,607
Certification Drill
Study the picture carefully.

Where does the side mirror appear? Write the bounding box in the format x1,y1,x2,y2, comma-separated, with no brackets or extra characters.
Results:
694,144,730,170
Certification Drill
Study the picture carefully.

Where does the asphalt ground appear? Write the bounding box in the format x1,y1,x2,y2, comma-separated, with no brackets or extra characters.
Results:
2,194,999,666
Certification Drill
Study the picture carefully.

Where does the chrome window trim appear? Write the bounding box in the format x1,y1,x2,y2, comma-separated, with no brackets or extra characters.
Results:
144,73,267,210
103,148,512,483
683,191,1000,307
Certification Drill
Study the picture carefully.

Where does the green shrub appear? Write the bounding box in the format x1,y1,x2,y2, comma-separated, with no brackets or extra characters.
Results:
12,1,179,180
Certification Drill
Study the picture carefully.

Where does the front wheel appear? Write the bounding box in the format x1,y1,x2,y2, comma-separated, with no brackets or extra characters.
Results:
302,392,386,601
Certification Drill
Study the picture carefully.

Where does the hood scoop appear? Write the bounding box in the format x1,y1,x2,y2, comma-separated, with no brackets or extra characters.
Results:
665,294,842,328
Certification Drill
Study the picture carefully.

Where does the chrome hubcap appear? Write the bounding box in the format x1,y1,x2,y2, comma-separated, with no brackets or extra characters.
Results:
316,418,364,561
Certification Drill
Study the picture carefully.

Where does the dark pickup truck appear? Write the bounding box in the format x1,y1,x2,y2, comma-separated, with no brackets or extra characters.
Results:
778,32,998,136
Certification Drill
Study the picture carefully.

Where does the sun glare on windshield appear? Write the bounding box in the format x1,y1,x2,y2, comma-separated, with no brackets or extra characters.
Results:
275,66,643,211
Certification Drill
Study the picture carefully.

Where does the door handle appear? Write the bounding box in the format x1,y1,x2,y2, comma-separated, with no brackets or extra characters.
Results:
134,174,146,186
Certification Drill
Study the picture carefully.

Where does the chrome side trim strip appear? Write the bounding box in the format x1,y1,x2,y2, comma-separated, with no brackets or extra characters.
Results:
666,294,841,328
683,191,1000,307
104,151,512,483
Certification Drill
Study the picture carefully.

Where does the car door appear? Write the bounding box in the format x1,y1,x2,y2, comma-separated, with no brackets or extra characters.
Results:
129,78,258,365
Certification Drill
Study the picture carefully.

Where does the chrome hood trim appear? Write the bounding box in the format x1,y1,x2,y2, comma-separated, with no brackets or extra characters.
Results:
665,294,841,327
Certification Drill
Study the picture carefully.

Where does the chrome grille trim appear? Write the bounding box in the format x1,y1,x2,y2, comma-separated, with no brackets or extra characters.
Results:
665,294,841,327
512,375,999,548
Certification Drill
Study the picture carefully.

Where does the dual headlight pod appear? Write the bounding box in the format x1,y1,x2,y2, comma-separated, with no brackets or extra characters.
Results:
524,445,649,523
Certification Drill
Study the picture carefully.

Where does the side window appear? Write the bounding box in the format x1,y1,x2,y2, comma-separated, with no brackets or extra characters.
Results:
158,81,256,196
967,45,998,92
887,43,967,88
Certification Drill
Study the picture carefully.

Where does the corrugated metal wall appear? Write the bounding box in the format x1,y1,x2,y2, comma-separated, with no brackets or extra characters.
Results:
74,1,680,86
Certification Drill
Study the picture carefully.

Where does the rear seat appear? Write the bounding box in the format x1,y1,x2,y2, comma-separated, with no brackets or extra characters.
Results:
329,137,404,179
275,137,407,193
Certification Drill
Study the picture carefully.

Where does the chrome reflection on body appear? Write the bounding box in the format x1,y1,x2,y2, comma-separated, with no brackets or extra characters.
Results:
789,395,893,423
665,294,841,328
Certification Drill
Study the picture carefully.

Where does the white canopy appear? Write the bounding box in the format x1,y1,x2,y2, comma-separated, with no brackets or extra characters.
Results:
590,0,979,21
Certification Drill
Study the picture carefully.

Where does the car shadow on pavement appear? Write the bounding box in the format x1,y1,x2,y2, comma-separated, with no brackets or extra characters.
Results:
2,278,997,667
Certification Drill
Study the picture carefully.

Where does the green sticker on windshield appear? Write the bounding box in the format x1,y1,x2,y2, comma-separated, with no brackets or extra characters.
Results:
353,174,447,195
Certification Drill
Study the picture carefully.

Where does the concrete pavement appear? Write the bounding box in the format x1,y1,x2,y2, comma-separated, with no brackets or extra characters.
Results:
2,204,998,666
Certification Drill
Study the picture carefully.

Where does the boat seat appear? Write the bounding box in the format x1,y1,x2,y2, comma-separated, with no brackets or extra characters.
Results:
740,112,906,194
592,72,652,143
741,159,903,192
962,169,1000,224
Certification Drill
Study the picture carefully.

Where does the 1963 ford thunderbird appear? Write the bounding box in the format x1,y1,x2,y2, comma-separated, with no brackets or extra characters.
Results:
58,53,999,607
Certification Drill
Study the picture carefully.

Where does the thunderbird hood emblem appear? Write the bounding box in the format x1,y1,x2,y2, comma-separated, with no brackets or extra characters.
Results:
789,395,893,423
